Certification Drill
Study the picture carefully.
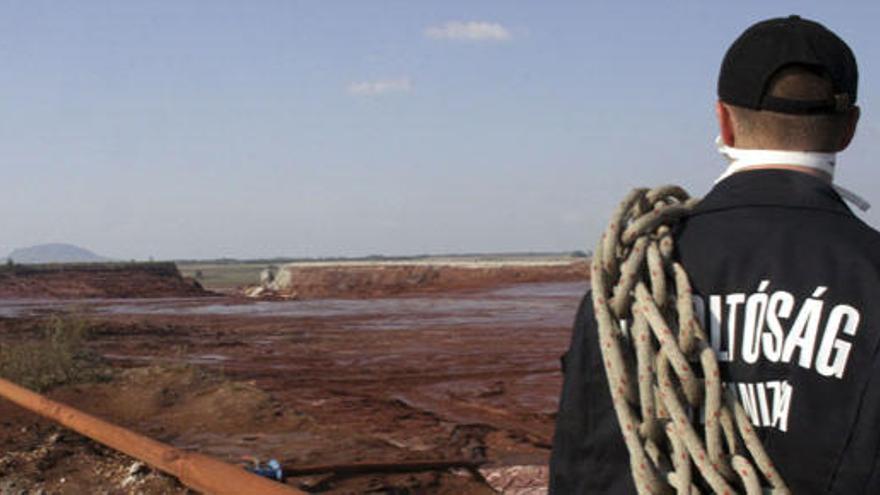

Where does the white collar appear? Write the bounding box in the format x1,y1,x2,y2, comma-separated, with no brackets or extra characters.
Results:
715,136,870,211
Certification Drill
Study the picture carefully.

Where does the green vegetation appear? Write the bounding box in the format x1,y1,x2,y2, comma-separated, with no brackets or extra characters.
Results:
177,261,273,290
0,316,106,391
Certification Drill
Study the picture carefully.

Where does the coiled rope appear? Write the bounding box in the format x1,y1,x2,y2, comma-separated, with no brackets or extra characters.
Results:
590,185,790,495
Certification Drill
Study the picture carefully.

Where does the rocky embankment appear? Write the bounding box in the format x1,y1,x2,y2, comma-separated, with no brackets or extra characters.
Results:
0,262,212,298
248,260,589,299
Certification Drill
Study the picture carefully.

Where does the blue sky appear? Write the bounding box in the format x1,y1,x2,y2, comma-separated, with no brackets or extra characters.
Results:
2,1,880,260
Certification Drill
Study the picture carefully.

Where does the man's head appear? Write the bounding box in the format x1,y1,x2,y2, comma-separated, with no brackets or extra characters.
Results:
716,16,860,152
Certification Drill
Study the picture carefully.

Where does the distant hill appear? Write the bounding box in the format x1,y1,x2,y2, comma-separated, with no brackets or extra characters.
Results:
7,243,109,264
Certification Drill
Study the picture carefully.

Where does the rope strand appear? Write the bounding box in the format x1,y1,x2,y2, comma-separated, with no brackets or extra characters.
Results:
590,186,790,495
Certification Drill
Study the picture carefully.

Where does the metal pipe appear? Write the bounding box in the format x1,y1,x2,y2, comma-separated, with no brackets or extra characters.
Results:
0,376,304,495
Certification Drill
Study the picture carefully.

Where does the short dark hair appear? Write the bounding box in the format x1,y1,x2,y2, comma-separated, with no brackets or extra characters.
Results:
727,65,855,151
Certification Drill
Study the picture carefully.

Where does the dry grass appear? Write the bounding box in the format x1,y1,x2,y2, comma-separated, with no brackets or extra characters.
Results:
0,316,106,391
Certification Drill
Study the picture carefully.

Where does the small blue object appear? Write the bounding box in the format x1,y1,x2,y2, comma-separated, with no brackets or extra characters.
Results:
246,458,284,482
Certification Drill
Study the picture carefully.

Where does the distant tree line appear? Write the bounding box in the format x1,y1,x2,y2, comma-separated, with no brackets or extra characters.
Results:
174,250,592,265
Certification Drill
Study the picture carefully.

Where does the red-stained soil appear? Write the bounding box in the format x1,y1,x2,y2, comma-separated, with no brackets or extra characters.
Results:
0,274,587,493
0,263,212,299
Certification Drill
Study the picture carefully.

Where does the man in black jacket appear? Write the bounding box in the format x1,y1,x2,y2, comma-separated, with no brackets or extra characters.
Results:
550,16,879,493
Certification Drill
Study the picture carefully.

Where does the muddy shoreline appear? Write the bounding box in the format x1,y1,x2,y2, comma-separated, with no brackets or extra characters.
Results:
0,280,585,493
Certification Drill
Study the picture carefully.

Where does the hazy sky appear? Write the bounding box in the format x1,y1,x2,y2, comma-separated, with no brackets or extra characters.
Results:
3,1,880,260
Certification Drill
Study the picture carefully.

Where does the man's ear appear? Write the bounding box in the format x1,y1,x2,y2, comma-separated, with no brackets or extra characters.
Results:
838,105,860,151
716,101,735,147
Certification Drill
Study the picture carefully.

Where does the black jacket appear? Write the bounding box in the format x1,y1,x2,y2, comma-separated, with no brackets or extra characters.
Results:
550,170,880,494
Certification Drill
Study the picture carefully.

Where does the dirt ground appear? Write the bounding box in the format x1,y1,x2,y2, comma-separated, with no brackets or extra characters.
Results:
0,262,211,299
0,278,584,494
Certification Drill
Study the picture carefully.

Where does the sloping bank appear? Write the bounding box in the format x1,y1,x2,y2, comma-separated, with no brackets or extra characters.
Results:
251,259,589,299
0,262,212,298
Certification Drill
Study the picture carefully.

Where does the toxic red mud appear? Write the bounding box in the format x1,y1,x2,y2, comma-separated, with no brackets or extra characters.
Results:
0,281,586,493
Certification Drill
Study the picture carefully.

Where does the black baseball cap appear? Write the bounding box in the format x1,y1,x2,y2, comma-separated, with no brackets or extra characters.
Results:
718,15,858,114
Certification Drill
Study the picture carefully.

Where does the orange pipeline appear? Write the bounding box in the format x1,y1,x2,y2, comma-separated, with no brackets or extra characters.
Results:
0,377,304,495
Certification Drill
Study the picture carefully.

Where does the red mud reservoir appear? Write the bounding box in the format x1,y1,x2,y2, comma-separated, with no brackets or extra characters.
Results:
0,261,586,493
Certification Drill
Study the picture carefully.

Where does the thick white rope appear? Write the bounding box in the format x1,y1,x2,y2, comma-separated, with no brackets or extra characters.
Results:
591,185,791,495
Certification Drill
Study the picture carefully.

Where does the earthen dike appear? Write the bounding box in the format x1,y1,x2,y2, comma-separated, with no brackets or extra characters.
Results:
0,262,211,299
